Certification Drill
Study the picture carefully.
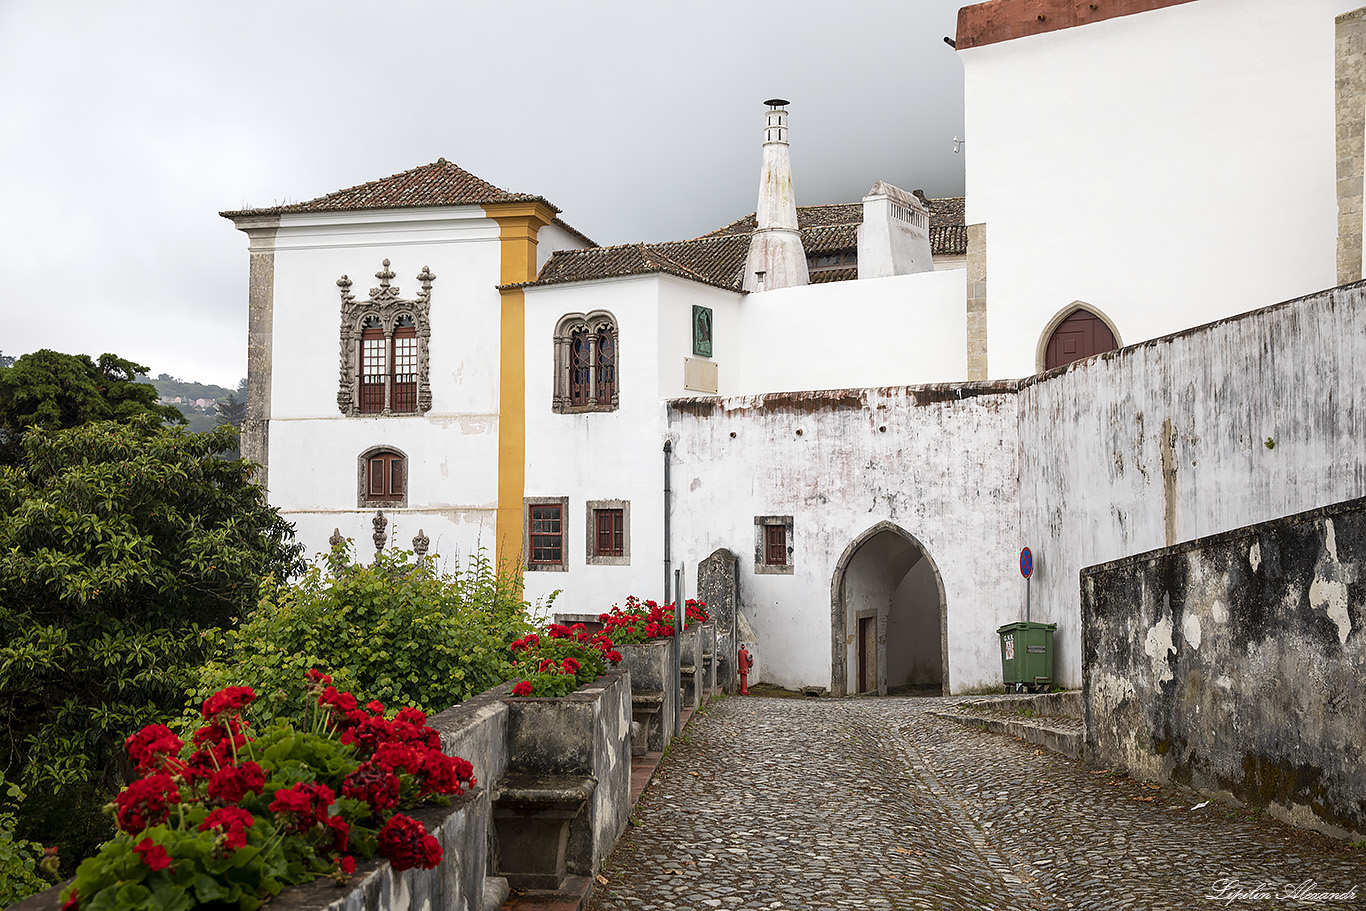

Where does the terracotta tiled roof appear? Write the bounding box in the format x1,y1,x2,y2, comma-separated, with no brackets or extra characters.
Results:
931,224,968,257
810,267,858,284
516,195,967,291
219,159,597,246
523,234,750,293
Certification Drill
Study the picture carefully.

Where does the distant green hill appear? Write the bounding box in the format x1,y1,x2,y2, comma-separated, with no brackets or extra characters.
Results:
139,374,245,434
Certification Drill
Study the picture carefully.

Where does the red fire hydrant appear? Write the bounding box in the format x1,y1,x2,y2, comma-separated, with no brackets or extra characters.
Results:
738,646,753,695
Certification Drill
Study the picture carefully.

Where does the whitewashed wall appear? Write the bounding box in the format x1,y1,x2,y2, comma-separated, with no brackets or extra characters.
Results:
267,208,505,563
1017,282,1366,688
962,0,1355,378
734,270,967,392
667,386,1022,693
522,276,665,616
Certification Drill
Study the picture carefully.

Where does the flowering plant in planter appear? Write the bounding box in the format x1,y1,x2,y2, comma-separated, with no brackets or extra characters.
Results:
597,596,709,645
61,672,474,911
508,623,621,698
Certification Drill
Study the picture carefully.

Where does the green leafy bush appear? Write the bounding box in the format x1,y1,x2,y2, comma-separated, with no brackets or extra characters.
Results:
192,545,537,726
0,417,303,867
0,774,51,906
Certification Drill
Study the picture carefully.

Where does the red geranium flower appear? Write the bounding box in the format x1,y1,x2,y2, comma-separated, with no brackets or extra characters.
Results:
342,762,401,814
201,686,256,720
199,807,255,851
61,888,77,910
512,681,533,696
377,813,443,871
269,782,334,832
133,838,173,872
395,706,427,726
323,814,350,851
561,658,580,675
207,761,266,804
125,725,184,775
337,854,357,875
115,774,181,833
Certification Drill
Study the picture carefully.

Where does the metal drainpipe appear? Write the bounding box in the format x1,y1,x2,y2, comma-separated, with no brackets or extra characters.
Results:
663,440,673,604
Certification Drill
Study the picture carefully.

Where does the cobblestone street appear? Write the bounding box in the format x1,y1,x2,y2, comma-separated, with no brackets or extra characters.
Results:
585,696,1366,911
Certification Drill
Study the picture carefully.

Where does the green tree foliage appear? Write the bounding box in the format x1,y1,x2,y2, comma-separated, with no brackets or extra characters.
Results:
0,775,50,907
0,351,183,465
0,418,303,866
193,545,538,729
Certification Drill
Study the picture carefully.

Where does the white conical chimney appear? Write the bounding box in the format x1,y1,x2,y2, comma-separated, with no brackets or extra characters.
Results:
743,99,809,293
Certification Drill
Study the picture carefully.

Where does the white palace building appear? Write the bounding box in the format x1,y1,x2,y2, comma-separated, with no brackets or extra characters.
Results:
224,0,1366,695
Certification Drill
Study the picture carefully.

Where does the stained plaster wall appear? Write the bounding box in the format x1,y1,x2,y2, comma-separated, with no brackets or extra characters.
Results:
1081,497,1366,840
265,208,507,564
962,0,1354,378
1017,281,1366,688
666,385,1021,693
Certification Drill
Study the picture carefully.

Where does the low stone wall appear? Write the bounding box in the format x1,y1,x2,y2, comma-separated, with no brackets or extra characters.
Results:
1081,496,1366,840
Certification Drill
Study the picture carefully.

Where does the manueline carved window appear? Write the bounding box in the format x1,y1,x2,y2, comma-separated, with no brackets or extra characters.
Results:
337,260,434,416
554,311,619,413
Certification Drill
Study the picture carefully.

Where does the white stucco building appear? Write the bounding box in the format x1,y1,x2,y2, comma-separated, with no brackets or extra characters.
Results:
225,0,1366,695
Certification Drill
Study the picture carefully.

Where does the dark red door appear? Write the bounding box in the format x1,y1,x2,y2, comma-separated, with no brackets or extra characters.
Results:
1044,309,1117,370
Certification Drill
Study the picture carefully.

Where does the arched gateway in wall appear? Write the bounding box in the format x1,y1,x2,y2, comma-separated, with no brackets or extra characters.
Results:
830,522,948,697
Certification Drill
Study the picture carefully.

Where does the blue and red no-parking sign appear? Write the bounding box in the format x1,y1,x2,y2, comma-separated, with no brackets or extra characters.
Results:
1020,547,1033,579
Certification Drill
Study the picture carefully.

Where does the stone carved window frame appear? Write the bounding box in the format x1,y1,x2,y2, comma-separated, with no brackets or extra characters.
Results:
553,310,620,413
754,515,794,575
337,259,435,416
357,445,409,509
585,498,630,566
524,496,569,572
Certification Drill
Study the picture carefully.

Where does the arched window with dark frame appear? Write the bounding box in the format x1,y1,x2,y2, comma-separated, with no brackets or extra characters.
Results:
359,448,406,507
596,325,616,406
554,311,619,413
391,314,418,413
359,317,387,414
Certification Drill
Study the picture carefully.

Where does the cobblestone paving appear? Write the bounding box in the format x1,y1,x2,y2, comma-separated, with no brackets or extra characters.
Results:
586,696,1366,911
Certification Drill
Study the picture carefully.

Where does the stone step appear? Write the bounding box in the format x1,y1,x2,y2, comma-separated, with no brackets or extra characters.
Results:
932,706,1084,761
958,690,1082,718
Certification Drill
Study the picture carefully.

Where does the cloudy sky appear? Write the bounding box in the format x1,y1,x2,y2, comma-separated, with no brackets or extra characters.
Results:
0,1,967,388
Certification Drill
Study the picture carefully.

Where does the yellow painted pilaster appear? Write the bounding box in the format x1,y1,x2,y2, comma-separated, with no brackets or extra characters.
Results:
487,202,557,568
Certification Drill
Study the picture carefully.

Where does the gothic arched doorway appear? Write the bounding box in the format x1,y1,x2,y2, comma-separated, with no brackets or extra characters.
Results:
1039,304,1121,371
830,522,947,697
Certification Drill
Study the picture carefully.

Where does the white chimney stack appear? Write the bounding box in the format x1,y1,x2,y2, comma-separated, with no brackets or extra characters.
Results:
857,181,934,278
743,99,809,293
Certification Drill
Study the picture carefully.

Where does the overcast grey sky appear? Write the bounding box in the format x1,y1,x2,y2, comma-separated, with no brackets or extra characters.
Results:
0,1,967,387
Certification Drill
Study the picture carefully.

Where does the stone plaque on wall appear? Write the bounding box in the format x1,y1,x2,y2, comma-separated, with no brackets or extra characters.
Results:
692,305,713,358
683,357,718,393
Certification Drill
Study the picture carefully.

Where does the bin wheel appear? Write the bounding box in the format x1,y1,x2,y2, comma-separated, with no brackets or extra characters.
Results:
1014,683,1026,694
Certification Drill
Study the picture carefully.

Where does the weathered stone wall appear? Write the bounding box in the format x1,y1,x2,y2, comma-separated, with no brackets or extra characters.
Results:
1018,280,1366,687
1081,497,1366,840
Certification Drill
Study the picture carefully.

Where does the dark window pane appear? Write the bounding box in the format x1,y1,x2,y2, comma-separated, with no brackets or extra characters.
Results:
765,524,787,565
530,504,563,564
596,508,623,556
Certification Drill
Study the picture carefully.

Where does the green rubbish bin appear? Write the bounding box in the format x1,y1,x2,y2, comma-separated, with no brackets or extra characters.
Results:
997,621,1057,693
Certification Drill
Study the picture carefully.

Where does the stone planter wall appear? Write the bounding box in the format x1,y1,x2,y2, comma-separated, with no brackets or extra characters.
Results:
618,640,677,753
497,671,632,880
678,625,702,711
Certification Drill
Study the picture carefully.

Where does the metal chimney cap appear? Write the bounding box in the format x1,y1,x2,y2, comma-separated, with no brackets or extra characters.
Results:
764,98,790,108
